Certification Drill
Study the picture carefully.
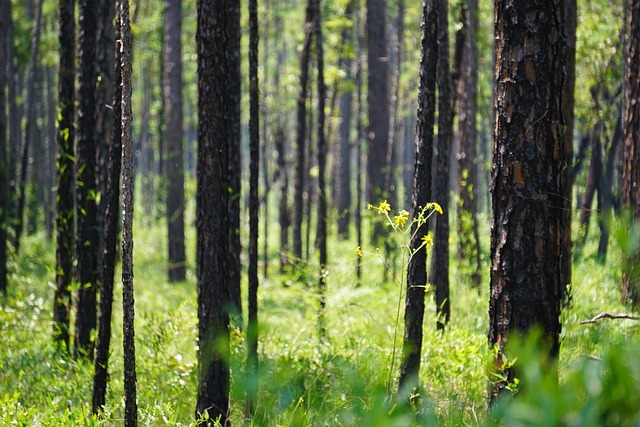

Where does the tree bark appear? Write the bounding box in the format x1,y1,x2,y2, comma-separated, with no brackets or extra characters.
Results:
53,0,76,352
489,0,567,404
195,0,234,422
74,0,100,360
276,127,290,272
92,6,123,413
621,0,640,305
164,0,186,282
398,0,437,394
430,0,453,330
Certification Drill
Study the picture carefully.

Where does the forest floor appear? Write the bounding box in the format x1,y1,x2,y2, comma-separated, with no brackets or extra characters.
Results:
1,208,639,425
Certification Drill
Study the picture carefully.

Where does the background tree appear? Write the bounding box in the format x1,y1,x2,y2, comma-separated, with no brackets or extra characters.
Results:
74,0,101,359
164,0,186,282
0,0,7,294
53,0,76,351
195,0,234,421
488,0,568,403
621,0,640,305
398,0,437,395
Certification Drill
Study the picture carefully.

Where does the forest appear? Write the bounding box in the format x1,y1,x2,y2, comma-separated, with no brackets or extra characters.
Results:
1,0,640,425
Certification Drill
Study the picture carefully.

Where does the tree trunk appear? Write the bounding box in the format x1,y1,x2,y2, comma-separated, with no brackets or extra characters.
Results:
74,0,100,360
195,0,234,422
0,0,8,294
454,0,481,288
598,113,623,261
292,2,314,260
92,7,123,413
398,0,437,395
336,65,353,239
430,0,453,330
164,0,186,282
246,0,260,414
621,0,640,305
366,0,390,204
579,105,603,240
276,127,290,272
355,0,364,286
489,0,567,404
53,0,75,350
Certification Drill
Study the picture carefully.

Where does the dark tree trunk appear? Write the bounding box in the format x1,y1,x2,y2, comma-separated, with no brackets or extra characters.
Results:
579,106,603,240
454,0,481,288
398,0,437,394
0,0,8,294
227,0,242,320
74,0,100,360
53,0,75,350
261,0,269,279
195,0,234,422
315,0,328,339
44,67,57,241
164,0,186,282
92,7,123,413
355,0,364,286
275,127,290,272
119,0,138,423
430,0,453,331
246,0,260,415
292,2,314,260
13,0,44,256
366,0,390,204
598,113,623,261
621,0,640,305
6,0,20,232
489,0,567,404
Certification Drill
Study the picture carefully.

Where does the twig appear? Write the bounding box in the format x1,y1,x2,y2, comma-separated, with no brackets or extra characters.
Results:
580,312,640,324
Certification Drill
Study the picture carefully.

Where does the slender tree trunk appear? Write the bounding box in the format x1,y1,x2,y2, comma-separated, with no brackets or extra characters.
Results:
0,0,8,294
13,0,44,256
246,0,260,415
276,127,290,272
398,0,437,395
74,0,100,360
261,0,269,279
195,0,234,422
598,113,623,261
92,9,123,412
621,0,640,305
489,0,567,404
118,0,137,423
6,0,20,228
355,0,364,286
164,0,186,282
431,0,453,330
293,2,314,260
53,0,75,350
336,59,353,238
579,107,603,240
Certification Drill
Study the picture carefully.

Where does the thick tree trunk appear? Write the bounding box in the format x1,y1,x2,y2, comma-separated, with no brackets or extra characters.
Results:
292,2,314,260
164,0,186,282
366,0,390,204
246,0,260,414
489,0,567,404
92,9,123,413
195,0,234,422
430,0,453,330
621,0,640,305
398,0,437,395
53,0,75,350
74,0,100,360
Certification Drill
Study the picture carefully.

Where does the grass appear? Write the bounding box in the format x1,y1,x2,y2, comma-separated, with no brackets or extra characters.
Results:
1,201,639,425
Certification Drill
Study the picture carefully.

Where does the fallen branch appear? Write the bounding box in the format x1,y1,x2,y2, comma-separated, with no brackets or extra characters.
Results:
580,312,640,324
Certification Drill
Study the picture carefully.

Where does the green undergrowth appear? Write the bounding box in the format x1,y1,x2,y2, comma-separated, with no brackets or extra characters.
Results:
1,209,639,425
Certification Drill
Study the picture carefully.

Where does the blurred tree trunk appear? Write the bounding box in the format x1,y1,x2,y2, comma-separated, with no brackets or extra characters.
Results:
398,0,437,395
139,59,156,223
164,0,186,282
227,0,242,319
489,0,567,404
292,1,314,260
431,0,453,330
621,0,640,305
598,113,623,261
44,66,57,240
354,0,364,285
118,0,138,423
579,91,603,241
276,127,290,272
6,0,20,222
92,5,122,412
53,0,75,350
0,0,8,294
366,0,390,205
336,54,353,239
454,0,481,288
13,0,43,256
74,0,100,360
246,0,260,415
195,0,234,422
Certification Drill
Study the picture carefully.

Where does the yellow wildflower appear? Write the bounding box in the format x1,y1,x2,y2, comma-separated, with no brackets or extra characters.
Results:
367,203,374,210
377,200,391,214
394,210,409,227
433,202,443,215
356,246,363,257
421,234,433,249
